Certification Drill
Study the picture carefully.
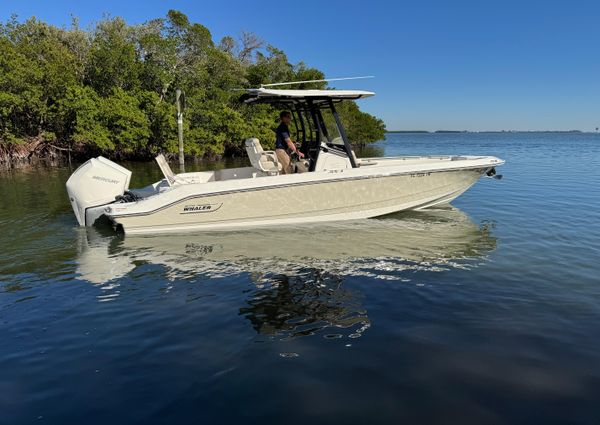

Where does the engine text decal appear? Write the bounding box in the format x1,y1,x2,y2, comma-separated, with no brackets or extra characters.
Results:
92,175,120,184
181,203,223,214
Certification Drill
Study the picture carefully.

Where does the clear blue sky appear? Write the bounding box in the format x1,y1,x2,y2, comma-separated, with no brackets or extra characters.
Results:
2,0,599,131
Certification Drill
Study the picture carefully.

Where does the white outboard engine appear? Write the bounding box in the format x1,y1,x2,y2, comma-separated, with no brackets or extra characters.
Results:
66,157,132,226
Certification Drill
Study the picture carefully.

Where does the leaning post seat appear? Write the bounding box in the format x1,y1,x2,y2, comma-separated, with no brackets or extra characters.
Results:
244,138,282,175
155,153,177,186
155,153,192,186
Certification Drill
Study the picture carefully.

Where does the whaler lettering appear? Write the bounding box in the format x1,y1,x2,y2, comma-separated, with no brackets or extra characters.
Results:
181,203,222,214
184,205,212,212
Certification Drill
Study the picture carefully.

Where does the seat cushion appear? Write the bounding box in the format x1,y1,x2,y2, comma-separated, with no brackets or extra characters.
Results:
246,138,281,173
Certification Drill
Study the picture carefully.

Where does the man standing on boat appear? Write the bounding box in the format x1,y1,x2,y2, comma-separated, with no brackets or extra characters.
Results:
275,111,304,174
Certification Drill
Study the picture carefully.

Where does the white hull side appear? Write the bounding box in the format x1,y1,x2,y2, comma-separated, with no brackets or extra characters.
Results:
111,168,484,235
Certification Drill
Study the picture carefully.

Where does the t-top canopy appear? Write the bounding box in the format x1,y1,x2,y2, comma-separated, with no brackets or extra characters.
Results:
241,88,375,104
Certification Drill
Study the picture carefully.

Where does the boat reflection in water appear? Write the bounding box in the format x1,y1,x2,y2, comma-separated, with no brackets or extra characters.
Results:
75,207,496,339
241,270,372,341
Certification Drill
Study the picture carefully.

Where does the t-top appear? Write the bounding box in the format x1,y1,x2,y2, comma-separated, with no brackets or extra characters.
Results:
275,123,291,150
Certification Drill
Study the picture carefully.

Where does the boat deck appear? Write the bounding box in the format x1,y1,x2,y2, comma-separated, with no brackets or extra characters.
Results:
131,154,500,201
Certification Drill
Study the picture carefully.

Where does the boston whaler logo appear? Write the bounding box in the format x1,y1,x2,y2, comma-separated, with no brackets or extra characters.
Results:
181,202,222,214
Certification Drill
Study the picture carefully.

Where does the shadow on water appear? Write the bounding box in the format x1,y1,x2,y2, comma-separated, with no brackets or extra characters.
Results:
73,207,497,339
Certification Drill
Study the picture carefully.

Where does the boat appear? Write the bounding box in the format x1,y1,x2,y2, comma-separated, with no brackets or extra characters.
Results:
66,87,504,235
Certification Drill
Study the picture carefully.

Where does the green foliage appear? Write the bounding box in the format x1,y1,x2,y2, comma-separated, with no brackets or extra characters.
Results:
85,17,138,96
0,10,385,156
54,85,111,149
0,17,81,142
246,46,294,87
336,101,386,146
139,91,178,154
103,88,151,153
0,38,26,142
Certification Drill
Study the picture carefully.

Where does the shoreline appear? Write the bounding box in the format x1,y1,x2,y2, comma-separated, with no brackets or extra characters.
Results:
0,138,376,170
0,138,231,171
2,130,597,170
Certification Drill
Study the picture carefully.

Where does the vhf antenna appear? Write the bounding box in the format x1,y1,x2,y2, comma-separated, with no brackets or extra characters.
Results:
260,75,374,88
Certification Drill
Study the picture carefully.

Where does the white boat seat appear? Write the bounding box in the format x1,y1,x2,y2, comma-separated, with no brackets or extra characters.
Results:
155,154,191,186
245,138,281,175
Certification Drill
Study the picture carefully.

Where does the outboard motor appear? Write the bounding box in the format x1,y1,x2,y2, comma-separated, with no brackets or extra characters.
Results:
66,157,132,226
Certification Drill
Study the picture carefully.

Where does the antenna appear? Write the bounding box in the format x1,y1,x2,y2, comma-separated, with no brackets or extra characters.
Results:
260,75,374,88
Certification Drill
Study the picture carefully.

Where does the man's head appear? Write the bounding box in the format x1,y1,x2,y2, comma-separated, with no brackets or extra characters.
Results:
280,111,292,125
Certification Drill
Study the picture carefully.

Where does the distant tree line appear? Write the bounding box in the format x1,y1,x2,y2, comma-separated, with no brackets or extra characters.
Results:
0,10,385,162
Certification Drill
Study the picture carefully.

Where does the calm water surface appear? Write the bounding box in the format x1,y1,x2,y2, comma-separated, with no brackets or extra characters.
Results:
1,133,600,424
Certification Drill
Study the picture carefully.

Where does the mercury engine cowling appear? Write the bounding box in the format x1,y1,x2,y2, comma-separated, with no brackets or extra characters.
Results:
66,157,132,226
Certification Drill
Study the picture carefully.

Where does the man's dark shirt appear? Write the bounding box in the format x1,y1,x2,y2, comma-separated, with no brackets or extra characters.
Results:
275,122,291,150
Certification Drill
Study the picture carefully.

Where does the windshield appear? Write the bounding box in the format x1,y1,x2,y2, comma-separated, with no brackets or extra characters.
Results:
319,108,343,145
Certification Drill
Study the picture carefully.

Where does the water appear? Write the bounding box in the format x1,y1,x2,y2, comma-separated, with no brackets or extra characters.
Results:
1,132,600,424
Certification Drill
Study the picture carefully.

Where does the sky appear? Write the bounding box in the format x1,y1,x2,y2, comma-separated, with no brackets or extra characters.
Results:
1,0,599,131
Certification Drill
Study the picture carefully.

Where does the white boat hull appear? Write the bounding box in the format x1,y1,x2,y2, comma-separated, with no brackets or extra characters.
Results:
109,167,487,235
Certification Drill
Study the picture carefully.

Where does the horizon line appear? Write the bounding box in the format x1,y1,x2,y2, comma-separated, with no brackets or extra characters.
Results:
386,129,600,134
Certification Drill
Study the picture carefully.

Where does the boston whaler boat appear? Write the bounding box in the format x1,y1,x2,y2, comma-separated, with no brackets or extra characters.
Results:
66,87,504,234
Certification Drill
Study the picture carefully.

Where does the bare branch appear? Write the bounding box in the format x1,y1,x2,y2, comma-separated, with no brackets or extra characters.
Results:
237,31,263,63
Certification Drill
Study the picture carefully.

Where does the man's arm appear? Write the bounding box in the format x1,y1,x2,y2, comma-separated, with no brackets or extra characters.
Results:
285,137,305,158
